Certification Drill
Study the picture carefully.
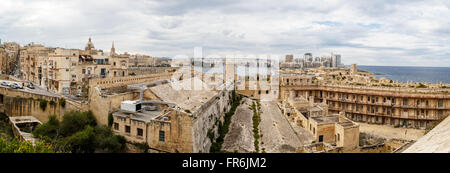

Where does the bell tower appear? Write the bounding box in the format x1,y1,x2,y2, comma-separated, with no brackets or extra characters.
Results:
111,41,116,56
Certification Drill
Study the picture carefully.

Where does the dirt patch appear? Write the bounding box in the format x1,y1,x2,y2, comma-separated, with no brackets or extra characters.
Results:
359,122,425,141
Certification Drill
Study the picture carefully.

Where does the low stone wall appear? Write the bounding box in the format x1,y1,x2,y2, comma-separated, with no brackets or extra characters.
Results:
89,73,173,89
0,87,89,123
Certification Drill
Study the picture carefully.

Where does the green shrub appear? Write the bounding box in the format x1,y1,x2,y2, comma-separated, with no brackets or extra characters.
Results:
33,115,60,139
32,111,126,153
108,113,114,127
59,98,66,108
49,100,56,107
94,125,126,153
0,113,8,122
65,125,96,153
60,111,97,137
210,91,242,153
0,137,54,153
252,100,262,152
39,99,48,111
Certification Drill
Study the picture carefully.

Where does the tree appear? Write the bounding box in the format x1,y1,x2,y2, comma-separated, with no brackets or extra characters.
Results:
65,125,96,153
0,138,54,153
32,111,126,153
59,98,66,108
93,125,126,153
60,111,97,137
108,113,114,127
33,115,60,139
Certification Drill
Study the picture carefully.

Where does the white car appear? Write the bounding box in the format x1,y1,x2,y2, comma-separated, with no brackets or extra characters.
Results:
10,83,23,89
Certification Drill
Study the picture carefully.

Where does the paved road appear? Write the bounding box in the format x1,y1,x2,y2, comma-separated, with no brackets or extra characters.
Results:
0,79,60,97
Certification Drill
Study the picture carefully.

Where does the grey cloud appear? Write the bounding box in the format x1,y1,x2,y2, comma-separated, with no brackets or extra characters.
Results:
0,0,449,66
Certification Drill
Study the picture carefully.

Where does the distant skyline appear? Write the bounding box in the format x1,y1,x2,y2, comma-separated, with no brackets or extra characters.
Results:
1,0,450,67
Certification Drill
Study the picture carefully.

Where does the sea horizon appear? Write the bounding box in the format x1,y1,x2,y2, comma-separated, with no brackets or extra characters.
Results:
357,65,450,84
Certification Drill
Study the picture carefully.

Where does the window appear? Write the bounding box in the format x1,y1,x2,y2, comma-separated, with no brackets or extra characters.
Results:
125,125,130,133
337,134,340,141
319,135,323,142
113,123,119,130
137,128,143,137
438,100,443,107
403,98,408,106
159,131,165,142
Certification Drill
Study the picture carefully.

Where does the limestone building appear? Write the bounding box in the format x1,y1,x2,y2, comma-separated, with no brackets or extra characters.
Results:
16,38,131,95
111,76,234,152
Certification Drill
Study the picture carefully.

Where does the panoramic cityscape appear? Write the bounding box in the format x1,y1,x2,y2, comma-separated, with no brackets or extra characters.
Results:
0,2,449,171
0,37,448,153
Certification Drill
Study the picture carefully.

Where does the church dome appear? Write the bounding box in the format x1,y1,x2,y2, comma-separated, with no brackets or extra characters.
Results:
85,37,95,51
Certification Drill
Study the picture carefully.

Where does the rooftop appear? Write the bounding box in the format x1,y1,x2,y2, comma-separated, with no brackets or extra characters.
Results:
311,115,339,124
403,116,450,153
149,77,218,113
114,109,164,122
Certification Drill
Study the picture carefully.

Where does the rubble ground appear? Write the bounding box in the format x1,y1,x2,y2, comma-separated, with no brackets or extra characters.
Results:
358,122,425,141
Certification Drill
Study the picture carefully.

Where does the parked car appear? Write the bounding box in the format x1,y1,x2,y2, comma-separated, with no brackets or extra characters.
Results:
27,83,35,89
1,81,9,86
10,83,23,89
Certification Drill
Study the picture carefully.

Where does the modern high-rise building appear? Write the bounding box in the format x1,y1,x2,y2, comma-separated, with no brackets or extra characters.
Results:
285,54,293,62
304,53,313,62
331,54,341,67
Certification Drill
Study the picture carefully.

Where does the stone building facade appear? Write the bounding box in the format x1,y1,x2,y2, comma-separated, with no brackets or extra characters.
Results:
281,84,449,129
111,77,234,153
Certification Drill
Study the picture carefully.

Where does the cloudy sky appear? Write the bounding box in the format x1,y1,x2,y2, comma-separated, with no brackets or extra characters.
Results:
0,0,449,66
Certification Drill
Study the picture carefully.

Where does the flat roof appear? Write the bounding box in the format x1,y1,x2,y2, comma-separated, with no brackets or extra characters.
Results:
149,77,218,113
311,115,339,124
113,109,163,122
